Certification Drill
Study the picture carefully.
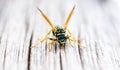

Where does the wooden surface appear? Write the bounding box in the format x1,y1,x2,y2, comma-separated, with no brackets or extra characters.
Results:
0,0,120,70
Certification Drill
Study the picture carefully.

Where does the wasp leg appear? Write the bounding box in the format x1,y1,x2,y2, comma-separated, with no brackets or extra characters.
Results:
68,39,74,47
31,30,52,48
40,29,52,42
67,34,85,48
67,29,77,41
31,42,40,48
77,41,85,48
49,40,57,52
67,29,85,41
61,46,65,51
68,37,84,48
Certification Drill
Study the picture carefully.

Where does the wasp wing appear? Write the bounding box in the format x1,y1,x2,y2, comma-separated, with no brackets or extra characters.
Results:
37,8,56,31
63,6,75,30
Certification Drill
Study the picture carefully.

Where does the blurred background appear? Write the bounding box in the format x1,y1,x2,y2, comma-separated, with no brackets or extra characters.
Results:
0,0,120,70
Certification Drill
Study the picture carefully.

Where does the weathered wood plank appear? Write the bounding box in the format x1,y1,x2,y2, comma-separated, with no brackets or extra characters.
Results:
0,0,120,70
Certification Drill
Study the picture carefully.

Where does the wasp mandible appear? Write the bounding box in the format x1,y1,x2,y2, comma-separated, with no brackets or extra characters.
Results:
31,6,84,51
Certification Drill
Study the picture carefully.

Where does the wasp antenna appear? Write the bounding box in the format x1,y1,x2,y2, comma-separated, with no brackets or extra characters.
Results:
37,7,56,31
64,6,75,30
37,7,43,13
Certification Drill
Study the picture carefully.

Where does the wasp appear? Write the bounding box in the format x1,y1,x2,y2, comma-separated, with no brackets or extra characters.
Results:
31,6,84,51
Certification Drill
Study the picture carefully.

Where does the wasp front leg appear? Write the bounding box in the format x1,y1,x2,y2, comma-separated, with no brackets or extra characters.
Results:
39,29,52,42
31,29,52,48
48,38,57,52
67,36,84,48
49,40,56,52
67,29,78,41
67,29,85,48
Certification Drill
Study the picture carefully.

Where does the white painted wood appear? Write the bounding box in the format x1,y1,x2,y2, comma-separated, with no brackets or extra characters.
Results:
0,0,120,70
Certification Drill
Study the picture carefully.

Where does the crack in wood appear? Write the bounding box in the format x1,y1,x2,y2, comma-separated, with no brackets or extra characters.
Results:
95,42,102,70
27,34,33,70
54,43,57,53
78,34,84,70
3,36,8,70
60,52,63,70
45,41,47,56
78,46,84,70
3,47,7,70
95,42,99,59
17,49,20,63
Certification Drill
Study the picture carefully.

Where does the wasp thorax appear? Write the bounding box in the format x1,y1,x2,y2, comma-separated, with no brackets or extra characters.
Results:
52,26,66,37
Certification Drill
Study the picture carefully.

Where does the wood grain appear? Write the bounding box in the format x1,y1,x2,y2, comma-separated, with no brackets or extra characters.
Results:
0,0,120,70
